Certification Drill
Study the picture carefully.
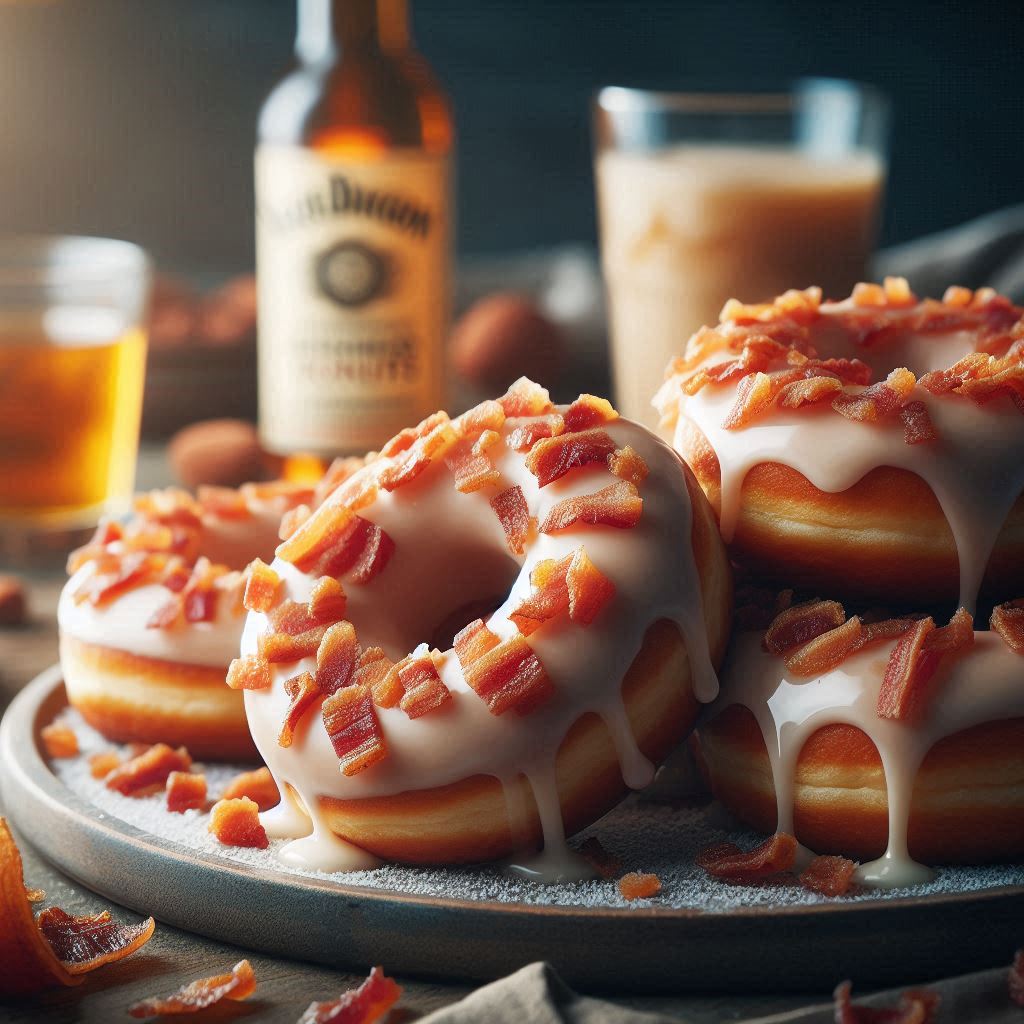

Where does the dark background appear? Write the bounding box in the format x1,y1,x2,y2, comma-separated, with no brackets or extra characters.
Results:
0,0,1022,270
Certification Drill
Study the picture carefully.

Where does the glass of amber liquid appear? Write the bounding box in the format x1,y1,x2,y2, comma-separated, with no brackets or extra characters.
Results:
0,236,149,561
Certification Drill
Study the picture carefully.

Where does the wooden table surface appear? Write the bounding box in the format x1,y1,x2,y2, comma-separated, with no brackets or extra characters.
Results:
0,449,817,1023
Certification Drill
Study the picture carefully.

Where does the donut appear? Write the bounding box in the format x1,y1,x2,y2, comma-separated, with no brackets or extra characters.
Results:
695,596,1024,886
236,379,731,873
58,482,312,760
654,279,1024,610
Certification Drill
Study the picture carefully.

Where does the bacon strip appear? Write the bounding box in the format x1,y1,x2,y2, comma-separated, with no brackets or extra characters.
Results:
490,485,535,554
129,959,256,1018
697,833,798,885
278,672,320,748
763,599,846,656
316,621,359,696
799,855,857,897
462,634,554,716
833,980,940,1024
297,966,402,1024
321,685,387,775
539,480,642,534
37,906,155,976
991,599,1024,654
105,744,192,796
525,428,617,487
784,616,864,677
396,655,451,718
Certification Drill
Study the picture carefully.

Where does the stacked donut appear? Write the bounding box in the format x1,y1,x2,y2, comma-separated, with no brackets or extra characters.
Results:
656,278,1024,885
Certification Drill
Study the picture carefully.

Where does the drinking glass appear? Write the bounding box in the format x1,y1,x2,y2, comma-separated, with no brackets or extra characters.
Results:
593,79,889,428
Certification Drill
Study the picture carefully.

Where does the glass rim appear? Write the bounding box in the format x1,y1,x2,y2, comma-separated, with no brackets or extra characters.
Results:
594,77,887,116
0,234,151,287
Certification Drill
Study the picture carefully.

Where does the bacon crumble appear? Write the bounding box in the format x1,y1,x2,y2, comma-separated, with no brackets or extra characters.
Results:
461,633,554,716
297,966,402,1024
539,480,642,534
396,655,452,718
226,654,272,690
221,767,280,811
129,959,257,1018
525,428,618,487
832,980,940,1024
316,620,359,696
41,723,78,759
991,599,1024,654
208,797,269,849
279,671,320,747
166,771,207,813
617,872,661,901
799,855,858,897
321,685,387,775
105,744,192,796
697,833,798,885
490,485,536,554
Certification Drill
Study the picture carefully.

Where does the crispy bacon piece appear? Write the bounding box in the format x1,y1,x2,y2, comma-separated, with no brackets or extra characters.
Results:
129,959,256,1018
617,872,661,901
279,671,320,747
67,519,124,573
243,558,281,613
566,548,615,624
380,410,449,458
166,771,207,813
451,398,506,438
197,485,250,520
799,855,857,897
221,767,280,811
784,616,864,677
258,589,347,665
25,888,45,902
991,599,1024,654
563,394,618,431
698,833,798,885
41,723,78,759
832,368,916,424
277,505,394,585
1010,950,1024,1007
763,599,846,656
226,654,272,690
525,427,617,487
378,416,458,492
74,551,166,608
723,369,810,429
105,744,192,796
297,966,402,1024
279,503,312,541
312,455,367,507
776,374,844,409
316,621,358,696
833,980,940,1024
918,351,991,395
89,751,121,779
509,554,570,636
37,906,155,976
208,797,269,849
539,480,642,534
490,485,535,554
454,618,501,667
862,617,919,645
462,634,554,716
607,445,648,484
899,400,938,444
321,685,387,775
498,377,553,417
396,655,451,718
507,413,565,452
308,576,348,622
445,432,502,493
350,646,398,706
368,656,406,709
577,837,623,880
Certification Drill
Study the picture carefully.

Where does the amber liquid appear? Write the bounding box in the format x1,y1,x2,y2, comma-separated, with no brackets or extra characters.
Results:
0,311,146,524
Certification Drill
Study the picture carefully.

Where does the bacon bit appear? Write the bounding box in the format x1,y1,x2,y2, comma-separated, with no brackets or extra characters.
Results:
146,594,182,630
308,576,347,623
899,400,938,444
785,616,864,677
918,352,991,395
166,771,207,813
67,519,124,573
832,367,916,425
378,417,458,492
991,599,1024,654
348,522,395,584
454,618,502,667
451,398,507,439
41,724,78,759
695,842,742,869
279,503,312,541
297,966,402,1024
776,374,844,409
799,855,858,897
445,434,501,493
618,872,661,901
350,646,398,706
278,505,394,585
764,599,847,656
312,455,366,507
226,654,272,691
607,445,648,484
525,427,618,487
510,554,570,635
321,685,387,775
25,888,45,902
498,377,554,417
577,837,623,879
563,394,618,431
258,596,337,664
277,672,319,747
397,656,451,718
221,767,280,811
196,485,250,520
89,751,121,779
723,369,808,429
105,744,192,796
833,980,940,1024
129,959,256,1018
37,906,155,976
368,657,406,709
74,551,165,608
507,413,566,452
862,617,919,645
462,634,554,716
1009,950,1024,1007
539,480,643,534
316,621,358,696
490,485,535,554
566,548,615,625
208,797,268,849
380,410,450,458
243,558,281,613
699,833,798,885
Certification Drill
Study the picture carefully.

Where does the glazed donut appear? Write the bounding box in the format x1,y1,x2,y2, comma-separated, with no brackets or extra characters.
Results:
58,482,312,760
655,279,1024,609
696,597,1024,886
236,379,731,873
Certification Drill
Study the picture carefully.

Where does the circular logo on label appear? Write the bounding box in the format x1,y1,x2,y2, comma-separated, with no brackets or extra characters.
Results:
315,240,389,308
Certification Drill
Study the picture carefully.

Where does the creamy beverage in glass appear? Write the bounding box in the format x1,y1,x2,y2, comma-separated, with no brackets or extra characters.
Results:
593,84,889,429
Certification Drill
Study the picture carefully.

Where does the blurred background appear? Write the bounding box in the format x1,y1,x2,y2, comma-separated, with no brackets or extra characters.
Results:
1,0,1022,268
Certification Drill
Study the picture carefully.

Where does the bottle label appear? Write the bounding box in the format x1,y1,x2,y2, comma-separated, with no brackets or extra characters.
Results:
255,145,450,455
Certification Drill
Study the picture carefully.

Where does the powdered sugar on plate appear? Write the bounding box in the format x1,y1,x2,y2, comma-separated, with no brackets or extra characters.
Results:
49,710,1024,912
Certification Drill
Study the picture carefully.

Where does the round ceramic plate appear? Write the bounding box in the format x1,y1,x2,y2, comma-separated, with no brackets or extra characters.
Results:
2,666,1022,994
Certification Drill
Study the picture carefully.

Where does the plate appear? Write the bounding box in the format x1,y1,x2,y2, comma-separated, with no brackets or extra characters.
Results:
2,666,1022,993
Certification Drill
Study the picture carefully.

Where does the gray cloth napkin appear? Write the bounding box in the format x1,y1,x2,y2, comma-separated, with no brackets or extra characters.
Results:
421,961,1020,1023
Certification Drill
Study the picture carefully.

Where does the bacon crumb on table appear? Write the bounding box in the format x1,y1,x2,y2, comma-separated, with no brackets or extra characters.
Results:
1009,950,1024,1007
129,959,256,1018
40,723,79,759
208,797,269,849
37,906,155,975
617,872,661,901
296,966,402,1024
221,766,280,811
832,980,940,1023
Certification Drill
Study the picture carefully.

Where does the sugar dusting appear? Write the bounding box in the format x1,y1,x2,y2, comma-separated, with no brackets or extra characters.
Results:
51,711,1023,912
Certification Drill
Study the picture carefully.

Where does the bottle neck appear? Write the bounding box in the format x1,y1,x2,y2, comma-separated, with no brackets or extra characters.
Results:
295,0,410,64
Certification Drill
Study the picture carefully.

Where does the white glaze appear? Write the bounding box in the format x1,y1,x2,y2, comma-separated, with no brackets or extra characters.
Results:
659,305,1024,612
714,631,1024,887
241,415,718,875
58,499,287,668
